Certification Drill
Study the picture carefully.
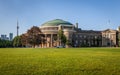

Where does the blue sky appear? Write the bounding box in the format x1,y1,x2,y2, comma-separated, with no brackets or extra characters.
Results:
0,0,120,37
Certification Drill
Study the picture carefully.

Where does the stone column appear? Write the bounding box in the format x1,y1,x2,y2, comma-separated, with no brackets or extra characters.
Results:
51,34,53,47
57,34,59,46
45,34,47,47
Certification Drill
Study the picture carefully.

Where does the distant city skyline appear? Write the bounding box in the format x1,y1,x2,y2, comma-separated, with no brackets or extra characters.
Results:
0,0,120,37
0,33,13,41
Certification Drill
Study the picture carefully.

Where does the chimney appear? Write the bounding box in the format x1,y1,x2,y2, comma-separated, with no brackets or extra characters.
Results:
76,23,78,28
118,26,120,31
117,26,120,31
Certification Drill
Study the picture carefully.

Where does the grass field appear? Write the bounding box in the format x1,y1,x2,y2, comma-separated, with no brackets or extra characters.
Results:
0,48,120,75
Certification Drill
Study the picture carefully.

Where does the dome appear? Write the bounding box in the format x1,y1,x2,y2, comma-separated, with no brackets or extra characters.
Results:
41,19,73,26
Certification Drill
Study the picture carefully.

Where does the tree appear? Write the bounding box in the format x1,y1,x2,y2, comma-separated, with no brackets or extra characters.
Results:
13,36,22,47
61,34,67,45
58,29,67,46
21,34,28,47
0,39,13,48
66,40,71,48
27,26,41,48
118,33,120,47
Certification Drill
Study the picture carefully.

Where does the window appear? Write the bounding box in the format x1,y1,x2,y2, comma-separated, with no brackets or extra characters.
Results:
108,34,111,38
76,40,78,44
79,40,82,43
95,36,97,39
84,35,86,38
84,40,86,44
76,35,79,38
79,35,82,38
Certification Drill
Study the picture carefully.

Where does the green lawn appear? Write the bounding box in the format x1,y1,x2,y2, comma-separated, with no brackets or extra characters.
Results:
0,48,120,75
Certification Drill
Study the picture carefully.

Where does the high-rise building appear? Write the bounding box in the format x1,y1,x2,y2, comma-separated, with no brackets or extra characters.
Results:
9,33,13,41
1,34,8,40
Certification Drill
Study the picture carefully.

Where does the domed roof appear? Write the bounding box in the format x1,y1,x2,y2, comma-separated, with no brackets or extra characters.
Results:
41,19,73,26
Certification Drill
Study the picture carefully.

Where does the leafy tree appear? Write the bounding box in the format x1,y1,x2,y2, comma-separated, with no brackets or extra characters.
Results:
62,34,67,45
0,39,13,48
118,34,120,47
27,26,42,48
13,36,22,47
21,34,28,47
66,40,71,45
66,40,72,47
58,29,67,46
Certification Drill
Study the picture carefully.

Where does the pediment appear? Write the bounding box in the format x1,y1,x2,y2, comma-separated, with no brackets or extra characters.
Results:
102,29,116,33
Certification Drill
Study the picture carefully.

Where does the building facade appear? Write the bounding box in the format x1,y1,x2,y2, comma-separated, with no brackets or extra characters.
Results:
102,29,118,47
39,19,75,48
28,19,120,48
